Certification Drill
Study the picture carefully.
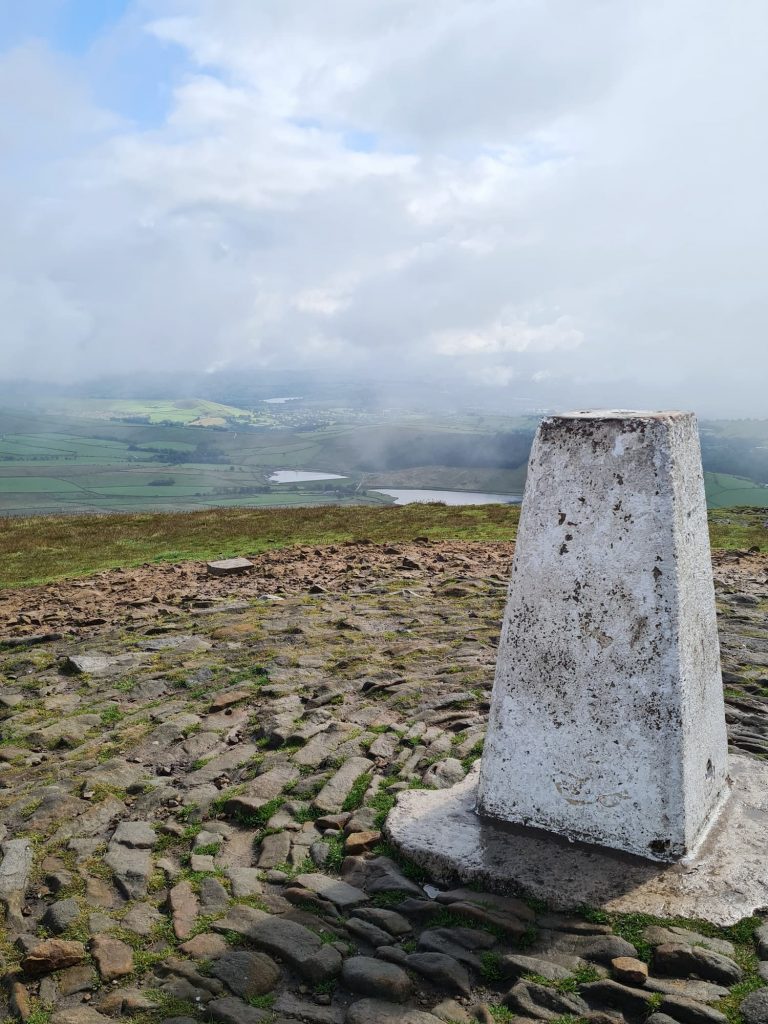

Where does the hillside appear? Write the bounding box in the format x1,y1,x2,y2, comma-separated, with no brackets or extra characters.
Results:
0,523,767,1023
2,504,768,591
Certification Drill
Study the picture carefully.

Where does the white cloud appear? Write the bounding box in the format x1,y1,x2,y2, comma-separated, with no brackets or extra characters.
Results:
434,314,584,356
0,0,766,413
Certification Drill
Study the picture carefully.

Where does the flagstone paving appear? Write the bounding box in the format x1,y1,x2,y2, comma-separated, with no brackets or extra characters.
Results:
0,541,766,1023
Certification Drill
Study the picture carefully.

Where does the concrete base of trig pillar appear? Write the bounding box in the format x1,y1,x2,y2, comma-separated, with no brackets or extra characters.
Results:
386,410,768,924
385,753,768,926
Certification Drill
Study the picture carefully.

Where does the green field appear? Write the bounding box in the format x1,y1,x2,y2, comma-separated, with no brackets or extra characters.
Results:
1,401,768,517
0,404,529,515
705,472,768,508
40,397,254,425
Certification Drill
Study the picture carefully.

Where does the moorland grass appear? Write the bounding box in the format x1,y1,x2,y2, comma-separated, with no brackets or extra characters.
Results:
0,502,520,588
0,503,765,590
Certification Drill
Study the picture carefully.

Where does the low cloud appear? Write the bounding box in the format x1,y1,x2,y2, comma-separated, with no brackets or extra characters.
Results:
0,0,766,414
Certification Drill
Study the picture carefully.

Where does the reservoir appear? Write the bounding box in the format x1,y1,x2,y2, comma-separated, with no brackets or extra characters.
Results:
373,488,522,505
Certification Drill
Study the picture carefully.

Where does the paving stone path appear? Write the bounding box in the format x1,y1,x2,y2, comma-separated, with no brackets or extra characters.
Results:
0,541,766,1024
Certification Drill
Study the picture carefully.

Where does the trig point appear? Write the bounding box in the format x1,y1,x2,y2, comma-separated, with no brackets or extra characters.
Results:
387,410,768,924
477,410,728,861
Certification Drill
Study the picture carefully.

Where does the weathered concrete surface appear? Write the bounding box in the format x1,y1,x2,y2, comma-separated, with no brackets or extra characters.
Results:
477,411,728,861
386,754,768,926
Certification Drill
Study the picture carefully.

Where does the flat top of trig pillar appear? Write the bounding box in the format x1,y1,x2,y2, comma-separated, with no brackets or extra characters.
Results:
550,409,692,422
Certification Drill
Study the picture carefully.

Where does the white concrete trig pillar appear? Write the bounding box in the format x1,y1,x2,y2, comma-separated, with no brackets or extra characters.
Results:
476,410,728,861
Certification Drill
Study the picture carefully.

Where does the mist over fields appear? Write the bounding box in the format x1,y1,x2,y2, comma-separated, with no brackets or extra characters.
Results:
0,371,766,517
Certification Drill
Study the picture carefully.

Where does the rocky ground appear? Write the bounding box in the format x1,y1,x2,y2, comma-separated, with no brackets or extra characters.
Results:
0,540,767,1024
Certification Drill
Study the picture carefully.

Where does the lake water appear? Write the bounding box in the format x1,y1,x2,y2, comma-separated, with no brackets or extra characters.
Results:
269,470,347,483
264,396,302,404
373,489,522,505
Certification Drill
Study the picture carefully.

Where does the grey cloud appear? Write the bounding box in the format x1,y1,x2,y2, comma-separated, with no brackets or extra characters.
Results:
0,0,766,414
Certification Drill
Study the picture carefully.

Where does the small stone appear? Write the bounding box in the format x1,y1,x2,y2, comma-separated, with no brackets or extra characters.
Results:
51,1009,111,1024
344,830,381,855
612,956,649,985
417,927,495,971
501,953,572,983
90,936,134,982
0,839,34,929
226,867,262,898
95,988,159,1016
341,956,412,1002
310,841,331,868
62,654,135,676
345,1000,445,1024
422,757,465,789
57,965,96,996
212,904,341,984
581,980,655,1018
190,854,216,872
653,943,743,986
505,981,589,1021
85,878,115,909
345,918,395,947
342,854,422,896
344,807,378,834
45,870,74,894
179,933,229,960
405,952,471,995
112,821,156,849
273,992,344,1023
312,757,374,814
199,877,230,913
42,898,81,934
168,880,199,939
88,913,113,935
22,939,86,976
257,831,290,869
211,690,250,711
207,997,270,1024
121,902,162,936
209,950,281,998
369,734,398,759
104,842,151,900
645,926,735,957
659,994,728,1024
431,1000,472,1024
739,989,768,1024
293,872,368,910
9,980,31,1022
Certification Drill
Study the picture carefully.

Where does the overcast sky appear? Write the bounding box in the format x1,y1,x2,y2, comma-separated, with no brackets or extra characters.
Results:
0,0,766,415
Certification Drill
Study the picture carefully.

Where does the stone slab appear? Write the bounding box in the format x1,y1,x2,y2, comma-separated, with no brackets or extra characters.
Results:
386,754,768,926
206,558,254,576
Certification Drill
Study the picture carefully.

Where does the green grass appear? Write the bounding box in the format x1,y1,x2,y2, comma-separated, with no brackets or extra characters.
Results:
1,498,766,590
341,772,372,813
708,507,768,551
0,503,520,588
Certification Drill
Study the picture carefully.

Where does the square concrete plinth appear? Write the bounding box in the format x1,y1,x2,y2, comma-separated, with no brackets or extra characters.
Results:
477,411,728,861
386,753,768,926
